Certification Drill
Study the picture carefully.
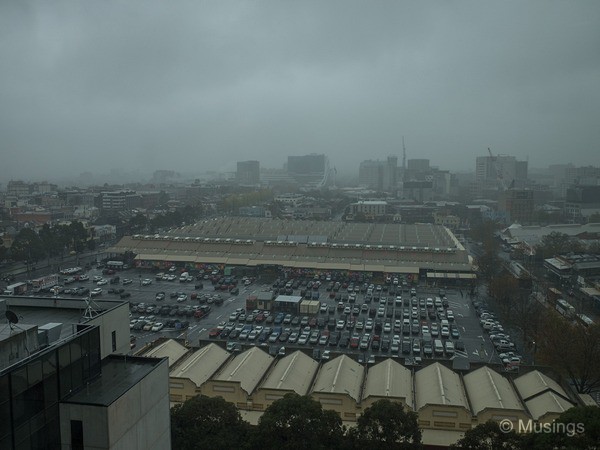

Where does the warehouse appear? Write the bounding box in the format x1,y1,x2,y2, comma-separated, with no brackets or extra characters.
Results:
513,370,576,423
253,350,320,411
311,355,365,421
414,362,472,432
463,366,528,427
168,343,230,404
204,347,274,409
109,218,475,279
140,338,189,369
361,358,414,411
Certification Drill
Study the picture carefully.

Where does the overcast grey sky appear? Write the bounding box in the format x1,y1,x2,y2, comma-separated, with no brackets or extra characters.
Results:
1,1,599,183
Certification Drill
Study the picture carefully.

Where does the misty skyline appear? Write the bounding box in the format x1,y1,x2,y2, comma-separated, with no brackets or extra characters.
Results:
1,1,599,184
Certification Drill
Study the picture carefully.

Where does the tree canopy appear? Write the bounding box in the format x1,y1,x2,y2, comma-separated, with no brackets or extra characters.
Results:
170,395,251,450
350,399,421,449
450,421,524,450
256,393,344,450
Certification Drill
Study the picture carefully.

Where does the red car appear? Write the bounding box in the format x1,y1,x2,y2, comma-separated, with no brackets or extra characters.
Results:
208,328,220,338
350,336,360,348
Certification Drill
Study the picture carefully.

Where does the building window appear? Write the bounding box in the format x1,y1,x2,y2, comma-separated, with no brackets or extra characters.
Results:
111,331,116,352
71,420,83,450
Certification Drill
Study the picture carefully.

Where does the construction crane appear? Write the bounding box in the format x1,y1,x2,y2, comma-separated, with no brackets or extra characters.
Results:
487,147,507,191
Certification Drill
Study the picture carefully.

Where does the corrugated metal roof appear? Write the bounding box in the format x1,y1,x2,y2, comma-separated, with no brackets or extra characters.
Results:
362,359,413,406
513,370,567,401
170,343,230,387
260,350,319,394
311,355,365,402
213,347,274,395
415,362,468,410
142,339,188,368
525,391,575,420
463,366,523,415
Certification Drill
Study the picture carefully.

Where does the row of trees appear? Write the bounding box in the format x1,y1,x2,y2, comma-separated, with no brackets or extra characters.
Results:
172,394,600,450
171,395,421,450
7,221,92,263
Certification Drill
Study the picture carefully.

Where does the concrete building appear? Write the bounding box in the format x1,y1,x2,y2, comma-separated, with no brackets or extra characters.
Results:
463,366,528,427
476,155,528,192
253,350,319,410
101,190,142,213
168,343,230,404
236,160,260,184
273,295,303,315
565,185,600,223
0,297,168,449
358,157,398,192
311,355,365,421
347,200,387,220
287,154,327,185
60,355,170,450
500,189,534,224
361,358,413,411
414,362,472,432
513,370,576,423
204,347,274,408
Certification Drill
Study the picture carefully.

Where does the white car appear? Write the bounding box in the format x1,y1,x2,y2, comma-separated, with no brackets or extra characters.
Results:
91,288,102,297
151,322,164,332
78,274,89,281
141,278,152,286
96,279,108,286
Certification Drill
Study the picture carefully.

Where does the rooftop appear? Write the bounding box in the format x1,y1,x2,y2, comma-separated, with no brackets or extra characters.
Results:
213,346,274,395
525,391,575,421
259,350,319,394
170,343,230,387
64,355,165,407
141,339,189,368
311,355,364,402
362,358,413,406
414,362,469,410
463,366,524,415
513,370,568,401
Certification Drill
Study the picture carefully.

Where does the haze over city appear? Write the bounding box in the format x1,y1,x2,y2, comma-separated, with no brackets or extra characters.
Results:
1,0,599,184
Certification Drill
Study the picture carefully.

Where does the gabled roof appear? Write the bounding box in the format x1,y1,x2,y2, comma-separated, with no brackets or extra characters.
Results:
415,363,468,410
213,347,274,395
142,339,188,368
362,358,413,407
260,350,319,395
170,343,230,387
513,370,567,401
463,366,523,415
311,355,365,402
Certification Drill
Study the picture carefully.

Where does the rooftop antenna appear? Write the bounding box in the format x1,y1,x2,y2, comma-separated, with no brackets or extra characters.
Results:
82,295,102,320
402,136,407,180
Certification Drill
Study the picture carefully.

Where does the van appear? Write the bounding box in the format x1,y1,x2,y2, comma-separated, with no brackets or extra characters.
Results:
434,339,444,356
179,272,189,282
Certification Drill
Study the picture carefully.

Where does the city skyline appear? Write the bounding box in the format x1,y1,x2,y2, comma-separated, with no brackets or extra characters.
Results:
1,1,599,183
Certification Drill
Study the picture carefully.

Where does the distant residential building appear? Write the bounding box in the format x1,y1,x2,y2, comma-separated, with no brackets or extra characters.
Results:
287,154,327,185
433,212,460,230
500,189,534,224
475,155,528,191
358,156,398,192
239,206,271,218
564,185,600,223
236,160,260,184
348,201,387,219
402,180,433,203
565,166,600,186
6,180,31,197
101,190,142,213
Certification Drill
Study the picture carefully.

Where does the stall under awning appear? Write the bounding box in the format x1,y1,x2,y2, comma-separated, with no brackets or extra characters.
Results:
384,266,419,274
363,264,386,273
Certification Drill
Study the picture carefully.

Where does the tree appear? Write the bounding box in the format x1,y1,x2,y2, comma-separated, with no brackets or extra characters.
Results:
536,310,600,393
534,232,583,260
450,421,524,450
255,393,344,450
10,228,46,261
525,406,600,449
170,395,251,450
350,399,421,449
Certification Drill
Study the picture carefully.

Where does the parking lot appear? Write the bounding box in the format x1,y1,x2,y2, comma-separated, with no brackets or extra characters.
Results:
39,265,512,365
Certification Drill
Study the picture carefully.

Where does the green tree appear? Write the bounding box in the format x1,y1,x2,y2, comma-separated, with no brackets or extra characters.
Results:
536,311,600,393
256,393,344,450
535,232,583,260
526,406,600,449
10,228,46,261
450,421,524,450
170,395,251,450
350,399,421,449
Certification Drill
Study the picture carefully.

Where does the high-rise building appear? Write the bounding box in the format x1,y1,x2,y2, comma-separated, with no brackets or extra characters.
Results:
287,154,327,185
475,155,528,191
236,160,260,184
358,157,398,192
500,189,534,224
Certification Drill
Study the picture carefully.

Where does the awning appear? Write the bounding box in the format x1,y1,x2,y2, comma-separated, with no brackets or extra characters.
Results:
363,264,386,272
226,258,250,265
384,266,419,274
350,264,364,271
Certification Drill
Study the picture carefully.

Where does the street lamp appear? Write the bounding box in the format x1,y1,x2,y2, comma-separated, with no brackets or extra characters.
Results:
531,341,537,365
